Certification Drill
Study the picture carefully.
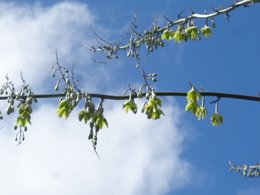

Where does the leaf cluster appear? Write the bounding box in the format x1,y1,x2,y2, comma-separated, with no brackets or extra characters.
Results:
79,98,108,150
185,86,224,126
162,24,212,43
141,90,164,120
229,161,260,177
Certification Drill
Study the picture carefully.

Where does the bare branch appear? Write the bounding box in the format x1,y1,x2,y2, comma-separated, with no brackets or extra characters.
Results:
90,0,258,57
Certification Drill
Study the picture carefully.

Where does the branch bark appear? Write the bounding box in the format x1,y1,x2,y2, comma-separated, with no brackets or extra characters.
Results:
1,91,260,102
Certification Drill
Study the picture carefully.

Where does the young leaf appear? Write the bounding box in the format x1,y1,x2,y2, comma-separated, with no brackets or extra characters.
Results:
201,25,212,37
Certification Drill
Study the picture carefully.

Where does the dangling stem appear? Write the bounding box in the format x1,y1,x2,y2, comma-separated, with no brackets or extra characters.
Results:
215,101,219,113
201,96,205,107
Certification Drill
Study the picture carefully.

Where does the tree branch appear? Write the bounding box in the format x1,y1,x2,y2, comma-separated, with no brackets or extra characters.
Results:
0,91,260,102
90,0,259,54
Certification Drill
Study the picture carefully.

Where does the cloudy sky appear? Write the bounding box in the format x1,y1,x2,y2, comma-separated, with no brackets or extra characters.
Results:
0,1,259,195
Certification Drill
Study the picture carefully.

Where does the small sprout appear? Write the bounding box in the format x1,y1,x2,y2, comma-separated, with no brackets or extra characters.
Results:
57,99,72,119
78,110,91,123
161,29,175,40
186,87,201,103
201,25,212,37
13,124,18,130
211,112,224,126
186,26,199,40
196,106,207,120
137,91,143,98
185,101,199,114
123,93,138,114
6,106,14,115
145,92,150,99
211,102,223,126
26,96,33,105
173,30,186,43
151,78,157,82
142,90,164,120
195,97,207,120
54,79,60,91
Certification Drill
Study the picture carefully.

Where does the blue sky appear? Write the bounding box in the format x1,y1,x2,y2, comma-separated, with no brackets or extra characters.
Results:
0,0,259,195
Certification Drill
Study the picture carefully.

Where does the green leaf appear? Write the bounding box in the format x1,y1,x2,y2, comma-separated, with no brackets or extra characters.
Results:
185,101,199,114
210,112,224,126
161,29,175,40
58,99,67,109
151,108,164,120
142,94,164,120
186,26,199,40
123,99,138,114
173,30,186,43
187,87,201,103
201,25,212,38
78,110,86,121
57,99,72,119
195,106,207,120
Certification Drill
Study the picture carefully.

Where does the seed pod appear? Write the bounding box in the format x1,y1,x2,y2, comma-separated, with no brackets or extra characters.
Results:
70,93,77,100
75,93,81,102
127,50,132,57
145,92,150,99
54,80,60,91
26,97,33,105
152,78,157,82
137,92,143,98
65,78,70,85
6,106,14,115
88,128,93,140
13,124,18,130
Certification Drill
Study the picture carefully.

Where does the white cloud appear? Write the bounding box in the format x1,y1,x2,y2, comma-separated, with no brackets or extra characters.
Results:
0,1,191,195
0,100,190,195
0,1,95,90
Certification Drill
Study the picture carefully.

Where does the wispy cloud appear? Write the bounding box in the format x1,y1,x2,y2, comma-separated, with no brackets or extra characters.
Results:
0,100,191,195
0,1,96,90
0,2,192,195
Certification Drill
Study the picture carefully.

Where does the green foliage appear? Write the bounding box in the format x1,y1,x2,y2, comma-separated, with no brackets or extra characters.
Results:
186,87,201,103
161,29,175,40
78,98,108,150
185,87,201,115
15,101,32,128
210,113,224,126
142,90,164,120
56,86,82,119
186,26,199,40
1,0,257,157
185,86,225,126
162,23,212,43
185,101,199,114
57,99,73,119
201,25,212,37
195,105,207,120
210,102,224,126
123,93,138,114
